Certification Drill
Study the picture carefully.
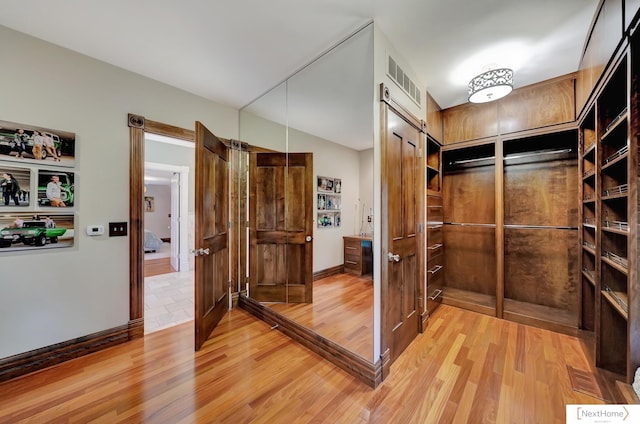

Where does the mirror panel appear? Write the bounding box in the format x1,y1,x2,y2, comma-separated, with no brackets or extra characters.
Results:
240,23,375,362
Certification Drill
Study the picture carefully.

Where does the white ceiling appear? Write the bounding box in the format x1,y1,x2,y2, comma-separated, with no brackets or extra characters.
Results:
0,0,600,142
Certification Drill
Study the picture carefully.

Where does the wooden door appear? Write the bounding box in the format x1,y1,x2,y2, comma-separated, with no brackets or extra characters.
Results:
249,152,313,303
382,102,421,364
194,121,229,350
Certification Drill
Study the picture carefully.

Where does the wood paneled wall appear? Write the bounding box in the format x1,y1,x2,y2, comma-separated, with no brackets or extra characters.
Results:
576,0,627,114
442,74,576,144
426,91,443,142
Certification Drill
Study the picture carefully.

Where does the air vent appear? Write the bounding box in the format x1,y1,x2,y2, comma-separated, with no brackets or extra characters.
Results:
387,55,421,107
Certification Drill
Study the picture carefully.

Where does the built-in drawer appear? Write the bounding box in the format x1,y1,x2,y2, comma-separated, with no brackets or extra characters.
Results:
343,238,362,257
427,205,443,222
426,255,444,283
426,240,444,261
427,195,443,207
427,226,443,247
426,255,444,313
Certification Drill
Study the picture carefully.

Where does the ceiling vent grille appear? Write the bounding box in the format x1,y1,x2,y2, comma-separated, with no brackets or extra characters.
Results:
387,55,421,107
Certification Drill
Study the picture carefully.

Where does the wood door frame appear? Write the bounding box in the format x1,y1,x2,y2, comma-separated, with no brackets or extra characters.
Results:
128,114,196,339
378,84,426,378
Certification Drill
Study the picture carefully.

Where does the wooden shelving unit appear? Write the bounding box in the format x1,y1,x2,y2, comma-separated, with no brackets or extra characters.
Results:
580,106,597,332
425,135,443,315
577,46,640,383
594,54,631,379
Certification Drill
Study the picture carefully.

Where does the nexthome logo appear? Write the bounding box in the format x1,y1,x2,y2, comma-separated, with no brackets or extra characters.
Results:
567,405,637,423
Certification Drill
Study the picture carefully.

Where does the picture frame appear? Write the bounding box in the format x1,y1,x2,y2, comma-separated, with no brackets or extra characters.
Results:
0,165,31,208
0,212,75,252
37,169,75,208
145,196,155,212
0,119,76,167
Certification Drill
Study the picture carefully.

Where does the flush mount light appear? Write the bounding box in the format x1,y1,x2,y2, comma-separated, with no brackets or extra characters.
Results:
468,68,513,103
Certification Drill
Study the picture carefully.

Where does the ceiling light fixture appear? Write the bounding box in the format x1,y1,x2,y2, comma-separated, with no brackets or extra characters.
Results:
468,68,513,103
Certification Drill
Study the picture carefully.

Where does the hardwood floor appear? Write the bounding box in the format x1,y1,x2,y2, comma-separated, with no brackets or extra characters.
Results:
144,257,175,278
266,273,373,360
0,305,615,423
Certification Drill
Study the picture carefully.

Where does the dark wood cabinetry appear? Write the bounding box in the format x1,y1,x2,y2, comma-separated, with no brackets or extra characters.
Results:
438,130,580,334
425,136,444,316
578,47,639,383
343,236,372,277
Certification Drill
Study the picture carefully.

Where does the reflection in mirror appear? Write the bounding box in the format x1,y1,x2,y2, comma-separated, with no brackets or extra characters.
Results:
240,23,374,362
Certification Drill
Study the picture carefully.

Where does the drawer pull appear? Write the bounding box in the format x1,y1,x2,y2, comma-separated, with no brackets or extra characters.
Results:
428,289,443,300
345,246,357,250
427,225,443,230
428,265,443,274
427,243,443,250
345,260,358,265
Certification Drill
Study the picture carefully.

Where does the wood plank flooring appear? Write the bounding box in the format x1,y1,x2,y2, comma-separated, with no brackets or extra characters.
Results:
266,273,373,360
144,257,175,278
0,304,615,423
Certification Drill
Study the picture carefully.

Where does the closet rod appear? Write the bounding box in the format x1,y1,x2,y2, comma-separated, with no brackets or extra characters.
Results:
504,224,578,230
448,156,495,165
444,222,496,228
447,148,573,166
504,148,572,160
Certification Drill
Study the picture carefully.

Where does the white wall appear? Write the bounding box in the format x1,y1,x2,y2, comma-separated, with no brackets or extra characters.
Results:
289,127,362,272
144,185,171,239
0,25,238,359
358,148,374,236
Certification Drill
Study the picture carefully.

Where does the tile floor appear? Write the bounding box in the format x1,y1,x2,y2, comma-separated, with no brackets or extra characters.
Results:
144,270,194,334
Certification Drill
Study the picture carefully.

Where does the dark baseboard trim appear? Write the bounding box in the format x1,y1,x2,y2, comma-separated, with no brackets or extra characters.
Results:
160,237,171,243
0,319,141,383
313,265,344,281
239,294,381,388
380,348,391,382
419,311,429,333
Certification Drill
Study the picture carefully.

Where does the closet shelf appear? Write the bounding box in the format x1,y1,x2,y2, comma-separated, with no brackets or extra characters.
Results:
602,108,627,139
602,183,628,198
503,298,578,332
602,287,629,320
602,147,628,169
602,252,629,274
582,269,596,286
602,220,629,234
583,169,596,179
583,142,596,156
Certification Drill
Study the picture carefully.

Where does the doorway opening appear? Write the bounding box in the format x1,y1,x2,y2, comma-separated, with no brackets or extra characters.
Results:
143,134,195,334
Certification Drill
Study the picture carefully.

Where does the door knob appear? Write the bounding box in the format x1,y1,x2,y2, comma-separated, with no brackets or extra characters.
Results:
192,247,210,256
305,235,312,242
388,252,400,262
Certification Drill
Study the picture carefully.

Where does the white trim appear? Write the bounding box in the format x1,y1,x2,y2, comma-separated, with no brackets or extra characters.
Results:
144,161,191,272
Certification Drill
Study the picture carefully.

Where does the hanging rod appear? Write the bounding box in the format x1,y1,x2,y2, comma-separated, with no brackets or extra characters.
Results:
504,148,572,160
444,222,496,227
447,147,573,166
448,156,495,166
504,224,578,230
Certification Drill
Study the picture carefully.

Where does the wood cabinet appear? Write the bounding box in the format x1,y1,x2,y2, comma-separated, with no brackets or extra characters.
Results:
441,142,498,316
343,236,372,277
438,130,580,334
578,47,640,383
425,136,443,315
